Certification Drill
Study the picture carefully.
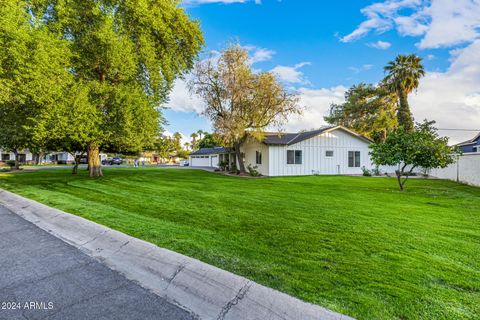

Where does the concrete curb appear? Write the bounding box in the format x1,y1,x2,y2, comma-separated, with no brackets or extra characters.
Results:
0,189,354,320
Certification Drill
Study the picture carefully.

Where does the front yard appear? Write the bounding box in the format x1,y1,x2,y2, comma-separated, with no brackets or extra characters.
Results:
0,168,478,319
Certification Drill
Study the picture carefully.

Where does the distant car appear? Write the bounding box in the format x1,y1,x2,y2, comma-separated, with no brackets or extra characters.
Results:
179,160,189,167
102,157,123,165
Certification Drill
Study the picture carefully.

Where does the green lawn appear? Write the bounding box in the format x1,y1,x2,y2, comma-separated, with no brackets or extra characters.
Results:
0,168,479,319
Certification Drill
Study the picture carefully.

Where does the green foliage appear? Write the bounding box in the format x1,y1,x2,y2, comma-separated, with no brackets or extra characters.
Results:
5,160,16,168
189,44,300,173
0,0,72,158
198,132,222,149
370,120,457,190
384,54,425,132
361,166,372,176
218,160,228,171
0,0,204,176
1,169,479,320
325,83,397,142
247,164,260,177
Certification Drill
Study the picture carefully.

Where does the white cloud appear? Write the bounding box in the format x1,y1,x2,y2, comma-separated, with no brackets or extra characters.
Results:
340,0,423,42
349,64,374,74
418,0,480,48
342,0,480,49
245,46,276,64
166,79,205,114
410,40,480,143
282,86,347,132
367,40,392,49
271,62,311,84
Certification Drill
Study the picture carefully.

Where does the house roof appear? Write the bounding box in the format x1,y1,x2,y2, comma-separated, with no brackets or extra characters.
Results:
261,126,372,145
456,132,480,146
190,147,229,155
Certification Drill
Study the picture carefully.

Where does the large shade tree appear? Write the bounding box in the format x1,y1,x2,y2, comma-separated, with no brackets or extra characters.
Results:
189,45,301,173
27,0,203,176
325,83,398,142
0,1,71,170
384,54,425,132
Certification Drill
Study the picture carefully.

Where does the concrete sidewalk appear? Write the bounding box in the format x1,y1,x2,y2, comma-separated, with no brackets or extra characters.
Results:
0,205,195,320
0,189,354,320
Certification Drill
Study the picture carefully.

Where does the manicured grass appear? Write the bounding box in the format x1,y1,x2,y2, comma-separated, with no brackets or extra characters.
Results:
0,168,479,319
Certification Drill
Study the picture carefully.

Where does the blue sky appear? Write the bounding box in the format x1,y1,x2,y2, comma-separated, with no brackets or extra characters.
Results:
165,0,480,144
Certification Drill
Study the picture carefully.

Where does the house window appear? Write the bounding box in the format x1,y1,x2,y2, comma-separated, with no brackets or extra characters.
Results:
256,151,262,165
326,150,334,157
348,151,361,167
287,150,302,164
1,154,10,161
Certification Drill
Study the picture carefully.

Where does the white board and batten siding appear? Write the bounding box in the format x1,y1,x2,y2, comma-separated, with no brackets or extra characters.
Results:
267,130,372,176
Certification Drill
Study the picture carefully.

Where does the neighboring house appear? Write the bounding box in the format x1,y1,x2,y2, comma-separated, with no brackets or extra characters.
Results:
189,147,230,168
190,126,374,176
0,149,34,164
456,133,480,153
45,152,76,164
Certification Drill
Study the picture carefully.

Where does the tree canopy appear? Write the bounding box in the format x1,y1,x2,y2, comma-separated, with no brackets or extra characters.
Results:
0,0,204,176
0,1,72,169
325,83,398,142
369,121,457,190
384,54,425,132
189,44,301,173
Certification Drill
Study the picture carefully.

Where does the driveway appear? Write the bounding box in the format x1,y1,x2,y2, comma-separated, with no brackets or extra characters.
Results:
0,205,195,320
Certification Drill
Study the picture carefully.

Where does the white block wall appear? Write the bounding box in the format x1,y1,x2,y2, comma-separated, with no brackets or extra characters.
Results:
429,153,480,187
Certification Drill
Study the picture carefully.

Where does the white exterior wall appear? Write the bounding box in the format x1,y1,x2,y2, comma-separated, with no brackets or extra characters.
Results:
240,139,270,176
429,153,480,187
0,150,33,162
267,130,373,177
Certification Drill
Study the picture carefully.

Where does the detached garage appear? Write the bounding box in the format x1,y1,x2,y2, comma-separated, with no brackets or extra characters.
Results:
189,147,228,168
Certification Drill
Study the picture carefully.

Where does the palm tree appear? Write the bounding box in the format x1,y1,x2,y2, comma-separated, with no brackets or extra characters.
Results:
384,54,425,132
196,129,204,140
190,132,198,150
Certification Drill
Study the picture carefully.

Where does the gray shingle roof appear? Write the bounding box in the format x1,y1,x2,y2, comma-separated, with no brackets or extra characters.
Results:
190,147,229,155
262,126,335,145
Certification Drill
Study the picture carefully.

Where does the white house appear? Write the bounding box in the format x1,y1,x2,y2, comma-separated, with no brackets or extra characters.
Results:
190,126,375,176
0,149,34,164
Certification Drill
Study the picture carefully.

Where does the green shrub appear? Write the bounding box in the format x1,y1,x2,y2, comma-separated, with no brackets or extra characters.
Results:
247,164,260,177
361,166,372,176
5,160,16,168
219,160,228,171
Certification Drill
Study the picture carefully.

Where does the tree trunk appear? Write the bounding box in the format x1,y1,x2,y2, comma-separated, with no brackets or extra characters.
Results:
396,171,404,191
87,145,103,177
13,149,20,170
72,155,81,175
397,89,414,132
234,142,245,174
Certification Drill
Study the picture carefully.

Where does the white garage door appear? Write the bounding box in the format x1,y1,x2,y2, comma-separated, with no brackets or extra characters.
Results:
190,155,210,167
210,155,218,167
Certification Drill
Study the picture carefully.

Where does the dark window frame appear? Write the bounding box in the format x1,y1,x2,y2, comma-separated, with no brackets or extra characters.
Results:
325,150,334,157
348,151,361,168
287,150,302,165
256,151,262,165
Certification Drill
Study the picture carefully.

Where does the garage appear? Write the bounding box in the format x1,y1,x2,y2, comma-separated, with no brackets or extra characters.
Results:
190,155,211,167
189,147,228,168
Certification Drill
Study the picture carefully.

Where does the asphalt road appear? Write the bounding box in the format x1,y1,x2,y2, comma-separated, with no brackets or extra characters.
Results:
0,205,195,320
